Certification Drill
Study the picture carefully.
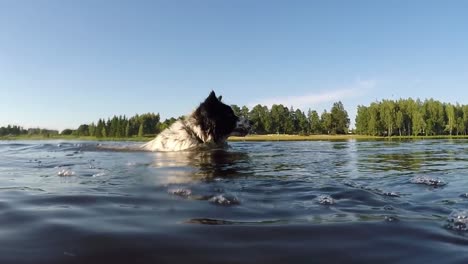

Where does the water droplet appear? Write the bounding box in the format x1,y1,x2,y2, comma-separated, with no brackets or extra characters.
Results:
384,205,394,211
410,176,446,187
209,194,240,206
446,210,468,231
57,169,75,176
169,188,192,198
92,172,106,177
383,192,400,197
385,216,399,222
317,195,335,205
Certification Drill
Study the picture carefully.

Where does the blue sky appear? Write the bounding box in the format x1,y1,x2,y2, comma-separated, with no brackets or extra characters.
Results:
1,0,467,130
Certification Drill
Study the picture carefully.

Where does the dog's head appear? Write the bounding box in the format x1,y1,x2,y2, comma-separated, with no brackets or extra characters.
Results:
194,91,250,143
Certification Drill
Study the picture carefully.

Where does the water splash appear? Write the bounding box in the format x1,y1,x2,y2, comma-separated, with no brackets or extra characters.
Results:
209,194,240,206
384,215,399,222
317,195,335,205
57,169,75,176
446,210,468,231
92,172,106,177
169,188,192,198
383,192,400,197
410,176,447,187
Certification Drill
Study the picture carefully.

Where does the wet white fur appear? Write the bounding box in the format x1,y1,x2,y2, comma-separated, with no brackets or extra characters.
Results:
141,115,221,152
141,115,250,152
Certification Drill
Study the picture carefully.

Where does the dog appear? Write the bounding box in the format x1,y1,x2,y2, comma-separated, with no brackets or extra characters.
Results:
141,91,250,152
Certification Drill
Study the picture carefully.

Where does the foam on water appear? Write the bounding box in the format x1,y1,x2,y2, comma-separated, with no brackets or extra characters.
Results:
92,172,106,177
317,194,335,205
383,191,400,197
57,169,75,176
169,188,192,198
208,194,240,206
410,176,447,187
446,210,468,231
384,215,399,222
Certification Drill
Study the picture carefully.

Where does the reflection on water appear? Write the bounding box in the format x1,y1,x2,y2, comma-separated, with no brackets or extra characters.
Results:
1,139,468,263
150,149,251,183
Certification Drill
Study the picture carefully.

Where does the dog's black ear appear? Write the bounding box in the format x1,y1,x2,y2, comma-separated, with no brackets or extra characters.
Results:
205,91,219,104
218,95,222,101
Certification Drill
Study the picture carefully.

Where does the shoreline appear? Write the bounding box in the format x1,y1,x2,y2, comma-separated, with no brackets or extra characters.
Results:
2,134,468,142
229,134,468,141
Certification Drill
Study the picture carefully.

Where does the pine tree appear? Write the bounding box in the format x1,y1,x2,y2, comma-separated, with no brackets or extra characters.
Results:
138,123,144,137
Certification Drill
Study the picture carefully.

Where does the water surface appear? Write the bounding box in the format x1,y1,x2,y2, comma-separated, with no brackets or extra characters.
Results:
1,139,468,263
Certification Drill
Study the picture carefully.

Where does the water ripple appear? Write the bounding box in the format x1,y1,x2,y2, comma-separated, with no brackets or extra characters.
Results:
2,139,468,263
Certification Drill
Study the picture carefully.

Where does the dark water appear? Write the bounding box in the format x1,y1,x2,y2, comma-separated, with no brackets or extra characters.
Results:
1,140,468,263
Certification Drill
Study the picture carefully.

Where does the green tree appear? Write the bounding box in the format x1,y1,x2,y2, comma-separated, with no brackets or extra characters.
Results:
261,106,273,133
76,124,89,136
138,123,144,137
101,126,107,138
138,113,160,135
463,105,468,135
125,122,131,137
230,105,241,117
95,119,104,138
308,109,321,134
295,109,308,134
422,99,445,135
445,103,456,135
88,122,96,137
412,110,426,136
367,102,382,136
398,98,416,136
355,105,369,135
241,106,249,119
284,106,295,134
330,101,350,134
61,129,74,135
320,110,332,134
270,104,288,134
411,100,426,136
395,110,404,136
456,117,465,135
249,104,268,134
381,100,396,136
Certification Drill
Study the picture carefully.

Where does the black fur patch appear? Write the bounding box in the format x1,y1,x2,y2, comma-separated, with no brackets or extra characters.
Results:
194,91,239,143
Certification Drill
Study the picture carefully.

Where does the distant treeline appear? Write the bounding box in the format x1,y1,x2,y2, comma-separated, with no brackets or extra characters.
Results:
66,113,179,138
356,98,468,136
0,125,59,137
64,101,350,138
3,98,468,138
61,102,349,138
0,102,351,137
231,102,350,135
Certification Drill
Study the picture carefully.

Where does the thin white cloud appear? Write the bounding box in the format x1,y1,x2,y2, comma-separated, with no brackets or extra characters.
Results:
249,79,376,109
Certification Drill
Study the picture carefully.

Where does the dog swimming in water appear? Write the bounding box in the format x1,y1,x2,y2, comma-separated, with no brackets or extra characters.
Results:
141,91,250,152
